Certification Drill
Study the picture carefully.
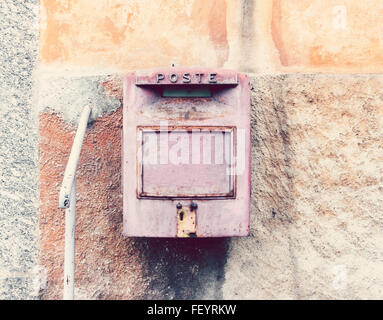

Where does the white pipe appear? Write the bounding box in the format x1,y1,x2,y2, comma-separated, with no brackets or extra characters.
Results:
59,105,91,209
58,106,91,300
63,175,76,300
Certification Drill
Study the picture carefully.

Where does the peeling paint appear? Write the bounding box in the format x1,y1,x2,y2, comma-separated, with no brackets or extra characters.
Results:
177,205,197,238
38,74,122,125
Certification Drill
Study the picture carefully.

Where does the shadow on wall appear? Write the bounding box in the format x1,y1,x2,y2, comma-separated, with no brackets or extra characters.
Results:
39,108,230,300
250,75,294,225
133,237,230,299
220,75,297,299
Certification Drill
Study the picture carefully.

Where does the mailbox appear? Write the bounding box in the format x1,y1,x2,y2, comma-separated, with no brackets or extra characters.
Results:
123,67,250,237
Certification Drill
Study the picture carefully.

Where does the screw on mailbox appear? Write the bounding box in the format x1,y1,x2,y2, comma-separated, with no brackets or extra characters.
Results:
176,203,182,209
190,202,198,211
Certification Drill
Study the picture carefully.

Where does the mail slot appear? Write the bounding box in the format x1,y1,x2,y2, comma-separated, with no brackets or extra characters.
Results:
123,67,250,237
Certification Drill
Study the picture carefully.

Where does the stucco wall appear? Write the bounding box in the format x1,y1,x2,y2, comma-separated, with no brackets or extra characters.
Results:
37,74,383,299
1,0,383,299
225,75,383,299
39,0,383,73
0,0,39,299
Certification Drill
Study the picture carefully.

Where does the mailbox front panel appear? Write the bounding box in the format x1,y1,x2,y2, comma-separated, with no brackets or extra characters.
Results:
123,67,250,237
138,126,235,198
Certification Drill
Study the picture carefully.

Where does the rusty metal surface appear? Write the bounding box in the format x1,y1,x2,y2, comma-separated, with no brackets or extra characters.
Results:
123,68,250,237
138,98,234,122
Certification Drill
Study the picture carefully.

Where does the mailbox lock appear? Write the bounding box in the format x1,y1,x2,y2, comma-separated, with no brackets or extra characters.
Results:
177,203,184,221
190,202,198,211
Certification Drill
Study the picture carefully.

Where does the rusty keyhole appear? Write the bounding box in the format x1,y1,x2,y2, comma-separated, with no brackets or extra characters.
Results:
176,202,197,237
176,203,184,220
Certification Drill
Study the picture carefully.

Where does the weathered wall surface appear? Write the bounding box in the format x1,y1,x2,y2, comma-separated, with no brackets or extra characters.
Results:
224,75,383,299
38,76,231,299
1,0,383,299
271,0,383,72
39,0,383,73
39,0,242,72
38,74,383,299
0,0,39,299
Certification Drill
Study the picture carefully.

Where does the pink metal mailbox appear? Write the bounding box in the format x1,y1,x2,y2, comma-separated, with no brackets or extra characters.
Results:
123,67,250,237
